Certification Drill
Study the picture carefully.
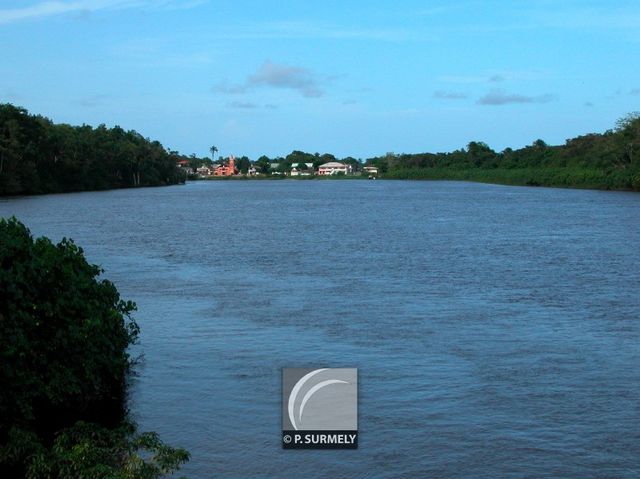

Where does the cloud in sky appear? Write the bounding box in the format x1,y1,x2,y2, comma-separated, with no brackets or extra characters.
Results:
535,6,640,31
630,88,640,96
227,101,257,109
438,74,487,84
209,20,427,42
213,82,247,95
477,89,555,105
0,0,205,24
214,61,324,99
77,93,110,108
433,90,468,100
439,71,545,85
248,61,323,98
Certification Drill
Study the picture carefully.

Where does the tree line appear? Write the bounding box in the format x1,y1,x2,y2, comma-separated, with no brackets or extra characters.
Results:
0,103,187,196
2,103,639,192
189,114,640,190
365,113,640,190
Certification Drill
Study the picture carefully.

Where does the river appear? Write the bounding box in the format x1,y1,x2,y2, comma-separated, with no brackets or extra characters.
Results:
1,180,639,478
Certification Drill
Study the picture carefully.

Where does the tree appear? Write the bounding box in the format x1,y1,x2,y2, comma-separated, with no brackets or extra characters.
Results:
319,153,336,163
533,139,547,149
255,156,271,174
462,141,496,167
0,218,189,477
0,103,186,196
210,145,218,162
3,421,189,479
235,156,251,174
615,112,640,167
341,156,361,172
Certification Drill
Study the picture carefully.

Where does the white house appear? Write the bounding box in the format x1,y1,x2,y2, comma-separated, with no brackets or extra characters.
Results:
290,162,314,176
317,161,352,175
196,165,213,176
270,162,283,175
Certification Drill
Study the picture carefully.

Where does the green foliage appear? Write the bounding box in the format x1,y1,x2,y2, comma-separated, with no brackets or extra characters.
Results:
254,156,271,174
0,218,189,477
187,154,212,173
235,156,251,174
2,421,189,479
365,114,640,190
341,157,361,172
383,166,633,190
0,217,138,429
0,103,187,195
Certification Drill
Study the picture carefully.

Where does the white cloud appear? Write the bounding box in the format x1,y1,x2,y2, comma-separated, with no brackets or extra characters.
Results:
0,0,205,24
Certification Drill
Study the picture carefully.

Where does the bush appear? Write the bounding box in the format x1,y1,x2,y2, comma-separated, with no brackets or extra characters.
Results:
0,217,189,477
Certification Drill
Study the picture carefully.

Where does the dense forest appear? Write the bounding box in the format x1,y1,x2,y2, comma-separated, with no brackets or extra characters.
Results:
0,103,187,195
364,113,640,190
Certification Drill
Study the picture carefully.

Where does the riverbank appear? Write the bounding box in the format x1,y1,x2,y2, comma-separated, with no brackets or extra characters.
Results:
190,167,638,191
196,174,369,181
382,166,639,191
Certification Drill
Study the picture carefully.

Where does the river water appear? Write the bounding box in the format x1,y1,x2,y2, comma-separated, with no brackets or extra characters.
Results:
1,180,639,478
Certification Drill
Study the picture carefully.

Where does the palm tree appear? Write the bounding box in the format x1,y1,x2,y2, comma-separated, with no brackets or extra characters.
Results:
210,145,218,162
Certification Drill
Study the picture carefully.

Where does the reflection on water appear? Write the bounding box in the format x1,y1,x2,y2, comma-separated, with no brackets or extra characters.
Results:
2,180,639,478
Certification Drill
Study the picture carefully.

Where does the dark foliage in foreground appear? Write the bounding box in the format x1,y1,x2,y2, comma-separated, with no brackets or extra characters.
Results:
0,218,189,478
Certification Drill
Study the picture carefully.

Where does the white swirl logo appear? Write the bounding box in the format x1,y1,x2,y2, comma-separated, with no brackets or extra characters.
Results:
284,368,356,431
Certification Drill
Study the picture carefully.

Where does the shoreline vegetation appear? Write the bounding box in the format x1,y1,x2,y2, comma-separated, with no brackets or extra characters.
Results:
2,103,639,195
195,167,629,191
0,218,190,478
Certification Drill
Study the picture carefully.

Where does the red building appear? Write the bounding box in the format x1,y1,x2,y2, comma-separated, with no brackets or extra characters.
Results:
213,155,237,176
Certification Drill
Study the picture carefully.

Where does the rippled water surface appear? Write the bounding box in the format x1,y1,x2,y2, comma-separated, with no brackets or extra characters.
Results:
2,180,639,478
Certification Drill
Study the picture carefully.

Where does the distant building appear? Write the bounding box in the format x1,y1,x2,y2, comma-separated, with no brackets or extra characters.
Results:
290,162,314,176
214,155,237,176
270,162,282,175
363,166,378,175
318,161,352,175
196,165,213,176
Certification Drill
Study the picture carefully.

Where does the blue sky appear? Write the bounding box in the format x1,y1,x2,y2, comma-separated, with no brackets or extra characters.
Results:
1,0,639,159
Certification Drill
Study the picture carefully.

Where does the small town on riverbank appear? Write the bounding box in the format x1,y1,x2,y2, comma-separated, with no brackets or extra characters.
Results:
177,154,379,178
